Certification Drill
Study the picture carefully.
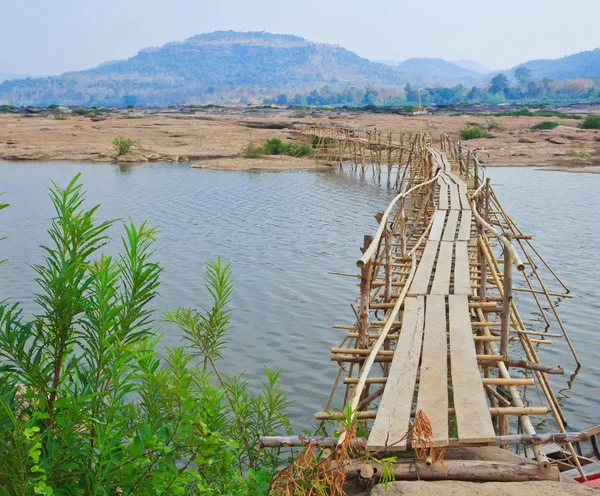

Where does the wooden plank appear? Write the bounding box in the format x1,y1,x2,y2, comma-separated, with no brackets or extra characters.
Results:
448,295,496,444
458,183,469,210
430,242,453,295
442,210,459,242
408,241,439,295
429,211,446,241
416,295,449,447
453,241,472,295
448,182,461,210
438,182,449,210
457,210,472,241
367,296,425,450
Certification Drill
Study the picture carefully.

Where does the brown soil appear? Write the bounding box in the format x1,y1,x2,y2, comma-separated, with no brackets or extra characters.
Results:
1,109,599,172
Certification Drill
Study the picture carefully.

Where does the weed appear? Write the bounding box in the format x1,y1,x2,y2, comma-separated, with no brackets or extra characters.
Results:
242,142,264,158
52,112,67,120
458,126,489,140
485,118,503,131
580,115,600,129
531,121,559,130
112,136,136,156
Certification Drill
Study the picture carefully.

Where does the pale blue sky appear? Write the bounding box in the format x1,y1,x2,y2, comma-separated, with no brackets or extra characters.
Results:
3,0,599,75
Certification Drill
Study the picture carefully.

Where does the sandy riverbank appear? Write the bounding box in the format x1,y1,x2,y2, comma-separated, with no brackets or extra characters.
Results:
1,107,599,172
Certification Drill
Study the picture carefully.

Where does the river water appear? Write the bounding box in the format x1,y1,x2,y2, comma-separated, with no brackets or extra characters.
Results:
0,161,598,433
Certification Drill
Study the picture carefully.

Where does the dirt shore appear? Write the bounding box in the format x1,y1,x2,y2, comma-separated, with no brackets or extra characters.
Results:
1,107,599,172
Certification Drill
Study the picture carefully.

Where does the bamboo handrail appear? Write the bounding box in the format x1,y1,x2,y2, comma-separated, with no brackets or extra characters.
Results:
357,163,441,268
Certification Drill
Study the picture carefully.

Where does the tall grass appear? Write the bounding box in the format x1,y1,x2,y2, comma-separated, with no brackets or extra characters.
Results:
0,176,291,494
458,126,489,140
580,115,600,129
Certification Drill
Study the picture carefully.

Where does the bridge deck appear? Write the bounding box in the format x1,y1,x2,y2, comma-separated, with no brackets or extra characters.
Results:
367,153,495,450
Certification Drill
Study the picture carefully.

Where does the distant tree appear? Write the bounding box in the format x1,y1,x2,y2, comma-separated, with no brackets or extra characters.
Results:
514,67,532,86
489,74,509,94
275,93,288,105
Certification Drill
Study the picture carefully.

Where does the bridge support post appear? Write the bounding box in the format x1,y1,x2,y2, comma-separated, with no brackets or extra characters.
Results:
500,233,513,357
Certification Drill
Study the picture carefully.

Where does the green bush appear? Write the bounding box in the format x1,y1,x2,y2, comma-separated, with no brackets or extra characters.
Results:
458,126,489,140
263,138,288,155
241,142,264,158
47,104,59,109
52,112,67,120
485,118,502,130
0,176,291,494
72,108,90,116
112,136,136,156
580,115,600,129
535,110,583,120
242,138,314,159
531,121,559,130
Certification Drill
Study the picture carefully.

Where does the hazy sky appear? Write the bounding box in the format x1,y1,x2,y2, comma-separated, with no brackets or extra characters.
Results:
3,0,599,76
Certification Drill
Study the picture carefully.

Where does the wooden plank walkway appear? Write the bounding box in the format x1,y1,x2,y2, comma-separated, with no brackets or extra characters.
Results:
368,153,496,451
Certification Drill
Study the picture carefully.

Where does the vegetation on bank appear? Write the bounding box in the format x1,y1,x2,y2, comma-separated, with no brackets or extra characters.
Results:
113,136,136,156
580,115,600,129
241,138,313,159
458,125,489,140
0,177,292,495
531,121,559,130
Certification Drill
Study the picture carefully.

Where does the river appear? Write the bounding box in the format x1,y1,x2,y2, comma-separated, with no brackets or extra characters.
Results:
0,161,598,433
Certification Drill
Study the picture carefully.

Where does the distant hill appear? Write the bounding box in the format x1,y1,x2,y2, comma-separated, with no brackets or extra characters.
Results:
376,58,486,85
0,31,415,106
450,60,493,75
0,72,39,83
395,58,485,85
0,31,487,107
506,48,600,81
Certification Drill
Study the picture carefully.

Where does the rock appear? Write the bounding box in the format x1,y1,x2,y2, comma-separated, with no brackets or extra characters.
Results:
39,127,53,131
519,138,536,143
91,116,106,122
116,151,148,163
237,120,291,130
179,156,189,162
547,138,567,145
368,481,598,496
146,153,161,161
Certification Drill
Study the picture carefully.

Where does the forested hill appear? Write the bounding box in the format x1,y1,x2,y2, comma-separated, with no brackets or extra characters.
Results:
506,48,600,82
0,31,481,107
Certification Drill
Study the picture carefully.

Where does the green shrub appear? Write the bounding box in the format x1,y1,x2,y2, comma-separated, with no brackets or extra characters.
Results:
242,142,264,158
52,112,67,120
580,115,600,129
47,104,59,109
536,110,583,120
450,112,466,117
531,121,559,130
295,112,307,118
458,126,489,140
120,115,143,119
0,176,291,494
0,105,11,112
485,118,502,130
286,143,313,157
112,136,136,156
72,108,90,116
263,138,288,155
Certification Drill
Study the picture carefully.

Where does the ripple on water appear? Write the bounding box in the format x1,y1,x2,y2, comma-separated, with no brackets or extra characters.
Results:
1,161,598,432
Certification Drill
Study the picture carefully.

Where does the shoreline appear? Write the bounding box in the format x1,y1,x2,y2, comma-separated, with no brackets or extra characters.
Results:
1,109,599,172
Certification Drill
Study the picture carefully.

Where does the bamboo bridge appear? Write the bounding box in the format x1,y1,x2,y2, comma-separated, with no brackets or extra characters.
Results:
261,127,590,486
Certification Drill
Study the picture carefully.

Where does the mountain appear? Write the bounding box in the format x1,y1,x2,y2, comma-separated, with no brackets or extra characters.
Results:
450,60,493,75
0,31,415,106
376,58,486,84
506,48,600,82
0,31,487,107
0,72,39,83
395,58,485,85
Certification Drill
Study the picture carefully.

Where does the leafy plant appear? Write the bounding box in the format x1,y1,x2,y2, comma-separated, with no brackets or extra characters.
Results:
580,115,600,129
52,112,67,121
112,136,136,156
241,142,264,159
485,118,503,130
458,125,489,140
531,120,559,130
0,176,291,495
